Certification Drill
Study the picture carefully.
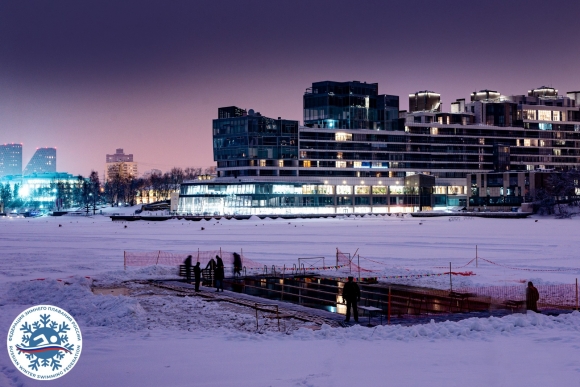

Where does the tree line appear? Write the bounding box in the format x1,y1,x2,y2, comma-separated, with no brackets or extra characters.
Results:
0,166,213,213
530,170,580,217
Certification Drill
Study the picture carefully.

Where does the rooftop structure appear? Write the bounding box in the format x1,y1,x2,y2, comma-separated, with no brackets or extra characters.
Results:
106,148,133,163
303,81,399,130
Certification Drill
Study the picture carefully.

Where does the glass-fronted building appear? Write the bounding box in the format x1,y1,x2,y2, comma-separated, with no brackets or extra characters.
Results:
178,80,580,216
178,175,436,216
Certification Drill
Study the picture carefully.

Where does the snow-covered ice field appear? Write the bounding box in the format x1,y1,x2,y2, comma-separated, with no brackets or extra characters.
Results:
1,213,580,386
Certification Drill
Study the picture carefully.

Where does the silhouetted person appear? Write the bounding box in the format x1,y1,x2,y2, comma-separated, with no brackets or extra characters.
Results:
193,262,201,292
233,252,242,277
183,255,192,283
342,276,360,323
526,281,540,312
215,256,224,292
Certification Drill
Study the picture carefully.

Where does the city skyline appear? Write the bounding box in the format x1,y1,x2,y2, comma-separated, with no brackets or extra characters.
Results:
2,0,579,176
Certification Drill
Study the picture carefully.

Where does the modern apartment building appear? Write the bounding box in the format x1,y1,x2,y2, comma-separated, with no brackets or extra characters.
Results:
177,81,580,216
23,147,56,175
0,143,23,177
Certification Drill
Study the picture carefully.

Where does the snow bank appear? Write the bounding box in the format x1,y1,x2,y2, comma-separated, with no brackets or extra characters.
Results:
0,277,145,332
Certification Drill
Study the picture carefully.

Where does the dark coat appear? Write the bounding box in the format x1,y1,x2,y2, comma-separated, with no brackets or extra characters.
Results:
342,281,360,302
215,257,225,280
233,253,242,272
526,286,539,311
193,265,201,280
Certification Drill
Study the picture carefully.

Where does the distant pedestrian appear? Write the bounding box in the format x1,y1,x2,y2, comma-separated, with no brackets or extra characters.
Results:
193,262,201,292
183,255,192,283
342,276,360,323
233,252,242,277
526,281,540,312
215,256,224,292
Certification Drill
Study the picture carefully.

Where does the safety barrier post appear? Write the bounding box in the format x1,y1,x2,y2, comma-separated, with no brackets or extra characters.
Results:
281,265,285,301
124,251,126,270
576,278,578,310
156,250,161,265
449,262,453,292
272,265,276,277
388,286,391,325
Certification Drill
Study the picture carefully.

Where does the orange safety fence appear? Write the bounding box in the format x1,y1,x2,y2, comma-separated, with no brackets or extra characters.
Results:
124,250,263,269
456,284,578,309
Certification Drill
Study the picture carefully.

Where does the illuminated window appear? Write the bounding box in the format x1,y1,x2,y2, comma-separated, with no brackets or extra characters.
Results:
302,185,317,194
336,185,352,194
355,185,369,195
372,186,387,194
300,151,307,158
552,111,560,121
335,132,352,141
433,186,447,194
478,138,485,145
389,185,404,194
336,152,343,159
303,160,311,168
538,110,551,121
278,160,284,167
448,186,465,195
431,127,438,135
336,161,346,168
259,159,266,167
354,161,362,168
523,110,536,120
317,185,334,195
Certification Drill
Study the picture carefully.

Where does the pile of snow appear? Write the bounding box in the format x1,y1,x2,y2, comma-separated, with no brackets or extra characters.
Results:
0,277,145,332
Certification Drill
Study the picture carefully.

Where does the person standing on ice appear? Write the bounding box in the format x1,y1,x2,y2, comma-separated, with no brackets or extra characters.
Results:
342,276,360,323
193,262,201,292
526,281,540,312
233,252,242,277
215,255,225,292
184,255,193,283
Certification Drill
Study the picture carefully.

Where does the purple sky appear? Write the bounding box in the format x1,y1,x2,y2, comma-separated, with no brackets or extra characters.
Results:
1,0,579,176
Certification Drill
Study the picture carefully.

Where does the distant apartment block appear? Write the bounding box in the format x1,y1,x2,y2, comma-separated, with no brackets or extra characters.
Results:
23,147,56,175
105,148,138,181
0,143,23,177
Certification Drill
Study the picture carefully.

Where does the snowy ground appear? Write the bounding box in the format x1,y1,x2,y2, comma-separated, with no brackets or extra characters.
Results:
1,213,580,386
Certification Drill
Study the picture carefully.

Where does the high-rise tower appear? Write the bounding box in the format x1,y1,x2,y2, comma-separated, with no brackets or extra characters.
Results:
0,143,23,177
23,147,56,175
